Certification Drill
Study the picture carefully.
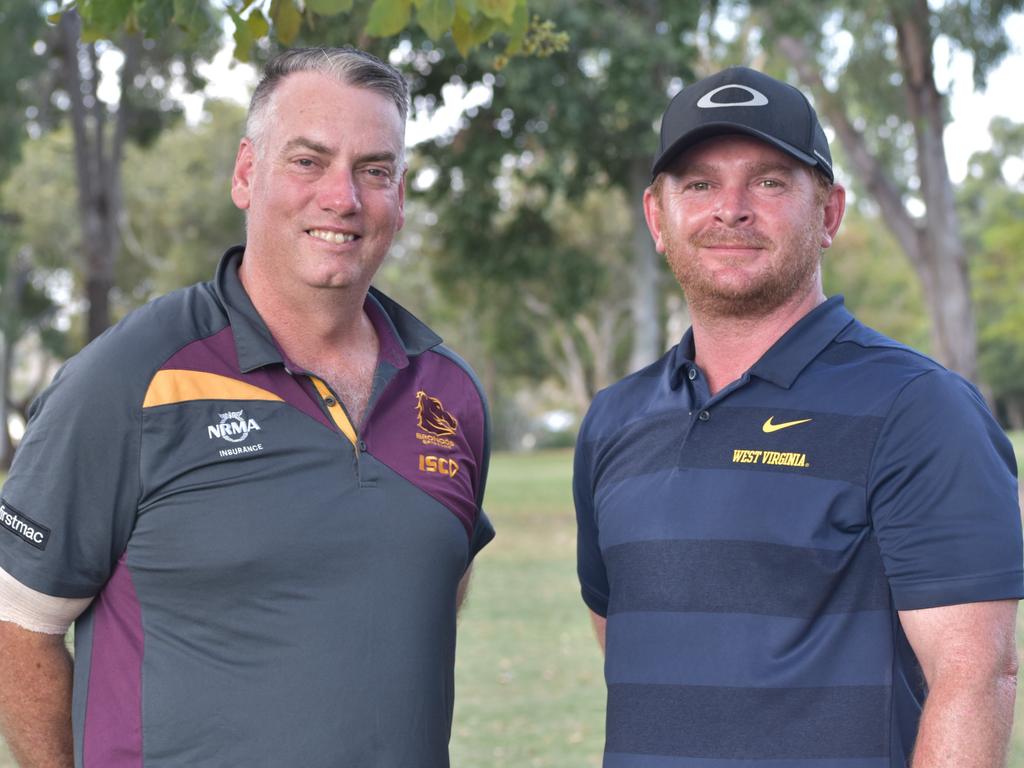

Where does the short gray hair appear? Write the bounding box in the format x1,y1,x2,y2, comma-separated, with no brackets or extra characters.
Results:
246,47,409,149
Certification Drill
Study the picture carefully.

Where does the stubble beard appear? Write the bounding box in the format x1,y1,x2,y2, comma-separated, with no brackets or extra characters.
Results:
663,215,823,321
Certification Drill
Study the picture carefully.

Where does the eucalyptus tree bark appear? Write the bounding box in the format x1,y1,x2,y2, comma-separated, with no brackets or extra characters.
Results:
777,0,978,382
58,11,141,341
627,156,662,372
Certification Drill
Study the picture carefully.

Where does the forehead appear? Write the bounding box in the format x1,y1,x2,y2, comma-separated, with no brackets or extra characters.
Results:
262,71,405,151
669,133,808,175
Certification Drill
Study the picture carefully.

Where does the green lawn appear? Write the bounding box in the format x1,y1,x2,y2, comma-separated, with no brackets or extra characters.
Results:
2,439,1023,765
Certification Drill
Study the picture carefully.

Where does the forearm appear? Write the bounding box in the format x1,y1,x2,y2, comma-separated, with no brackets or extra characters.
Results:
0,622,75,768
911,670,1017,768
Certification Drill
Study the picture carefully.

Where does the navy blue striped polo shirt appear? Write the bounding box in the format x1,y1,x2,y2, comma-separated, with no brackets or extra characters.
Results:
575,296,1022,768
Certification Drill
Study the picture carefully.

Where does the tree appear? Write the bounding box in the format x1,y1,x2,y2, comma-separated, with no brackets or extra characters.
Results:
407,2,707,395
57,0,565,66
959,117,1024,427
0,0,51,469
41,9,221,340
746,0,1024,383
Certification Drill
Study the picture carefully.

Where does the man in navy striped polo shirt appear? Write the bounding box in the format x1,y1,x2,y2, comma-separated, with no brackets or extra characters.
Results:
575,67,1022,767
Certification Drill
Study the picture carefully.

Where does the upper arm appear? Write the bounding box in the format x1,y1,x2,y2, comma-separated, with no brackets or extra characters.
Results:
899,600,1019,685
574,407,610,617
589,610,607,654
0,567,92,635
869,371,1022,611
0,335,145,600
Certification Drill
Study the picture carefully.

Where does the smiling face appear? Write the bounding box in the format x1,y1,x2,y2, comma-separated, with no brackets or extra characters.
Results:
644,134,844,320
231,70,406,299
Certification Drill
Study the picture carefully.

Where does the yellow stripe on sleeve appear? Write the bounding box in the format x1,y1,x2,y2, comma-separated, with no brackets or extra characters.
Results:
143,370,284,408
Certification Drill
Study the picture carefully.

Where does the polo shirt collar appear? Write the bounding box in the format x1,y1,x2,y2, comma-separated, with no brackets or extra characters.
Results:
213,246,442,374
671,296,855,390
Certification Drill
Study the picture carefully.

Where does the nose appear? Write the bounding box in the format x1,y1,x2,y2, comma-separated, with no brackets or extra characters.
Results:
712,184,753,227
318,166,361,216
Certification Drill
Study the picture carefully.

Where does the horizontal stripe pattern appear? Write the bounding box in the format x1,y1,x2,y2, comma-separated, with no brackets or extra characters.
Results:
605,611,893,688
603,752,890,767
595,470,868,551
143,369,283,408
605,539,890,618
606,683,889,759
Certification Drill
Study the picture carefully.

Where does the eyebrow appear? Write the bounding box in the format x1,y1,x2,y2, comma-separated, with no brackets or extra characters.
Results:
281,137,335,157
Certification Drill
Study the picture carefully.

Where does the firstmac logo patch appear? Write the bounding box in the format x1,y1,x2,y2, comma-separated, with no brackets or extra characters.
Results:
0,499,50,550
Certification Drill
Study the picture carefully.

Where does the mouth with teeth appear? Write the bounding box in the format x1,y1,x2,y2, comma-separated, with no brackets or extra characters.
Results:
307,228,358,244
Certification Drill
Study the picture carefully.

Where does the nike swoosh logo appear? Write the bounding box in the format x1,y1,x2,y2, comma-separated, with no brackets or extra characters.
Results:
762,417,813,433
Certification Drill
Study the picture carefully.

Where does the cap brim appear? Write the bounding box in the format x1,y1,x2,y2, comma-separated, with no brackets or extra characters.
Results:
652,122,821,180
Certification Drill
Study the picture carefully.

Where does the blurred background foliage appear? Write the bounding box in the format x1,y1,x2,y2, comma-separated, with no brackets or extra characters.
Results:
0,0,1023,462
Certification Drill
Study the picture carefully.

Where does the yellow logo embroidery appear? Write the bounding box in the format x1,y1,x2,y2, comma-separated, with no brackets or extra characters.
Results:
419,455,460,478
416,391,458,449
733,449,810,468
762,416,812,433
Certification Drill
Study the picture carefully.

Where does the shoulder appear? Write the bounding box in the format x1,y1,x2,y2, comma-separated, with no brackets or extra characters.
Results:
426,344,487,406
34,282,226,414
581,348,677,442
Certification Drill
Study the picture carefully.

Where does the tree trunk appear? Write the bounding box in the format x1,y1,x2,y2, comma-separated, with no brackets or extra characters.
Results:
892,0,977,382
0,252,27,470
627,156,661,372
777,22,978,383
58,12,140,342
0,335,14,471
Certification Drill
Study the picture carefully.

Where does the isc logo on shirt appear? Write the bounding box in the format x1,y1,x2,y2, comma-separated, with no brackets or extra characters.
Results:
0,499,51,550
419,455,459,478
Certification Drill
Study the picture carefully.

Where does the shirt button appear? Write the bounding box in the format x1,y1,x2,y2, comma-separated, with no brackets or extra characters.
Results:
324,396,337,408
358,440,367,452
698,410,710,422
687,368,698,381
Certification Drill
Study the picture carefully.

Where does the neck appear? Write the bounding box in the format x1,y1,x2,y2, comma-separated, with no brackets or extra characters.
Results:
238,258,373,366
690,288,825,396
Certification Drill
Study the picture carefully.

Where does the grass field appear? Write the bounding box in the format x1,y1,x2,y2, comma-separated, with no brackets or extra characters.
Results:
2,438,1023,766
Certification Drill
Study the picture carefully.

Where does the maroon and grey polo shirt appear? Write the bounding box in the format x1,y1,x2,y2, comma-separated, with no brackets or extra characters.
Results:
0,246,493,768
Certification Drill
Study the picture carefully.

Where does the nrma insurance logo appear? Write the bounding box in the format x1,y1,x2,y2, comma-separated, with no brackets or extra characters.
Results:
207,409,261,443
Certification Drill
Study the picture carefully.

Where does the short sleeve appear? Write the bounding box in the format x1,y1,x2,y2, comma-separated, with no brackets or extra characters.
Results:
868,369,1023,610
468,507,494,563
0,347,143,598
575,404,610,617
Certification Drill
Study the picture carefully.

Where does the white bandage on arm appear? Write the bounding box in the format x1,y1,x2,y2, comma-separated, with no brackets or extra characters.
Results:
0,566,92,635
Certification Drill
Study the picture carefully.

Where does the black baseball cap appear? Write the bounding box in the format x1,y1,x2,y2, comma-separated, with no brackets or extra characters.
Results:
651,66,834,183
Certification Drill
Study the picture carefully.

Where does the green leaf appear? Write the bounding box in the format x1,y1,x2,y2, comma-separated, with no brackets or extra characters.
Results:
172,0,206,33
453,9,498,55
476,0,515,24
226,5,251,60
247,8,269,39
503,0,527,54
417,0,454,40
455,0,476,13
365,0,412,37
231,11,253,62
304,0,354,14
451,7,473,56
270,0,303,43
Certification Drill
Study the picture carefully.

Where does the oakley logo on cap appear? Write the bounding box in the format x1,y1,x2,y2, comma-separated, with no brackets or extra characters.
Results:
697,84,769,109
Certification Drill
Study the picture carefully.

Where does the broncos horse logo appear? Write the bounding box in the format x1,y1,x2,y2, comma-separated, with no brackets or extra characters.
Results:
416,391,458,437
